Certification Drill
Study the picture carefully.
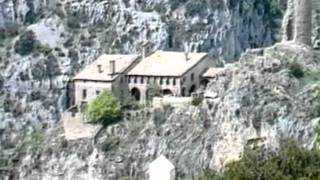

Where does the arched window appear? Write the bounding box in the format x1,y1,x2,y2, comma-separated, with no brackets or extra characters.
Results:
166,78,170,85
134,76,137,83
140,76,144,84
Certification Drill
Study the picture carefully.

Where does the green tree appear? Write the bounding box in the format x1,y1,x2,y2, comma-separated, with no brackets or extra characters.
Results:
87,90,122,125
14,31,37,56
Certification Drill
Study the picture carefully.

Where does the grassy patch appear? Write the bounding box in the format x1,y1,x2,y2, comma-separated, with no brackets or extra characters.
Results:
303,71,320,84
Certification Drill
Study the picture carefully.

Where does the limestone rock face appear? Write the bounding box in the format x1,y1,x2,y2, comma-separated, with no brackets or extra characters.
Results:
0,3,281,177
0,0,279,61
4,43,320,180
1,1,318,180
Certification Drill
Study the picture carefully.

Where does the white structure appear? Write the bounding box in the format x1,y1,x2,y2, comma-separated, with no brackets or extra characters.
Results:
148,155,175,180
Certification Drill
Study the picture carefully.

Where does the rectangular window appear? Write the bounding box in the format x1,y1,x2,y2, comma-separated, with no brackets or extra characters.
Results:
166,77,170,85
82,89,87,99
191,73,194,82
96,90,100,95
134,76,137,83
173,78,176,86
147,77,150,84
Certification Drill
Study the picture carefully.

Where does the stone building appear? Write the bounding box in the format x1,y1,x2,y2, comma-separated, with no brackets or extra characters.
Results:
72,54,139,105
71,50,216,105
126,51,215,102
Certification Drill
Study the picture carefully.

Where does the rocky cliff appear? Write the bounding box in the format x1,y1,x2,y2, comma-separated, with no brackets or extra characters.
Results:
2,0,319,180
4,43,320,180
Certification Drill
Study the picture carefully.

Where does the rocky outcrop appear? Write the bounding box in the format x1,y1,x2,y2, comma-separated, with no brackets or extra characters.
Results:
3,43,319,180
0,0,280,61
2,1,319,180
0,2,282,177
0,0,283,133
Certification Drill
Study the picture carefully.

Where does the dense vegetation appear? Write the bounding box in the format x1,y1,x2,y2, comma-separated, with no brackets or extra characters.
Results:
197,141,320,180
14,31,37,56
289,62,305,79
87,90,122,126
14,30,52,56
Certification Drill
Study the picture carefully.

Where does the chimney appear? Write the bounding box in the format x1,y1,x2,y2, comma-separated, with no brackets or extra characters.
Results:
109,60,116,74
142,46,146,59
97,65,103,73
141,42,149,59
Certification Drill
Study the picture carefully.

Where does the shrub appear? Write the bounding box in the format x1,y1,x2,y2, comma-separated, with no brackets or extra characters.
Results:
53,3,65,18
34,44,52,56
185,0,206,17
289,62,304,78
121,96,140,110
0,23,19,43
87,90,122,126
196,141,320,180
146,82,162,101
192,96,203,106
14,31,37,56
170,0,188,10
67,15,80,29
63,37,74,47
100,136,120,152
268,0,283,18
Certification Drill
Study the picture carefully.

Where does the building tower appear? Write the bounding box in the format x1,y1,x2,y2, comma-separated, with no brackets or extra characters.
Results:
294,0,312,45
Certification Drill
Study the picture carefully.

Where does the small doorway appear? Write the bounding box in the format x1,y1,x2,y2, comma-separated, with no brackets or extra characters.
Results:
189,84,196,95
200,79,210,88
181,87,186,97
131,88,141,101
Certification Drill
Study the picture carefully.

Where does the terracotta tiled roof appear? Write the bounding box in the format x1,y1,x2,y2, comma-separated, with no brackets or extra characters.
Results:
73,54,138,81
127,51,208,76
202,67,225,78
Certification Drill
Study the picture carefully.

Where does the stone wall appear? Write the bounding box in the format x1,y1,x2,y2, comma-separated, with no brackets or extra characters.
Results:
153,97,193,108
